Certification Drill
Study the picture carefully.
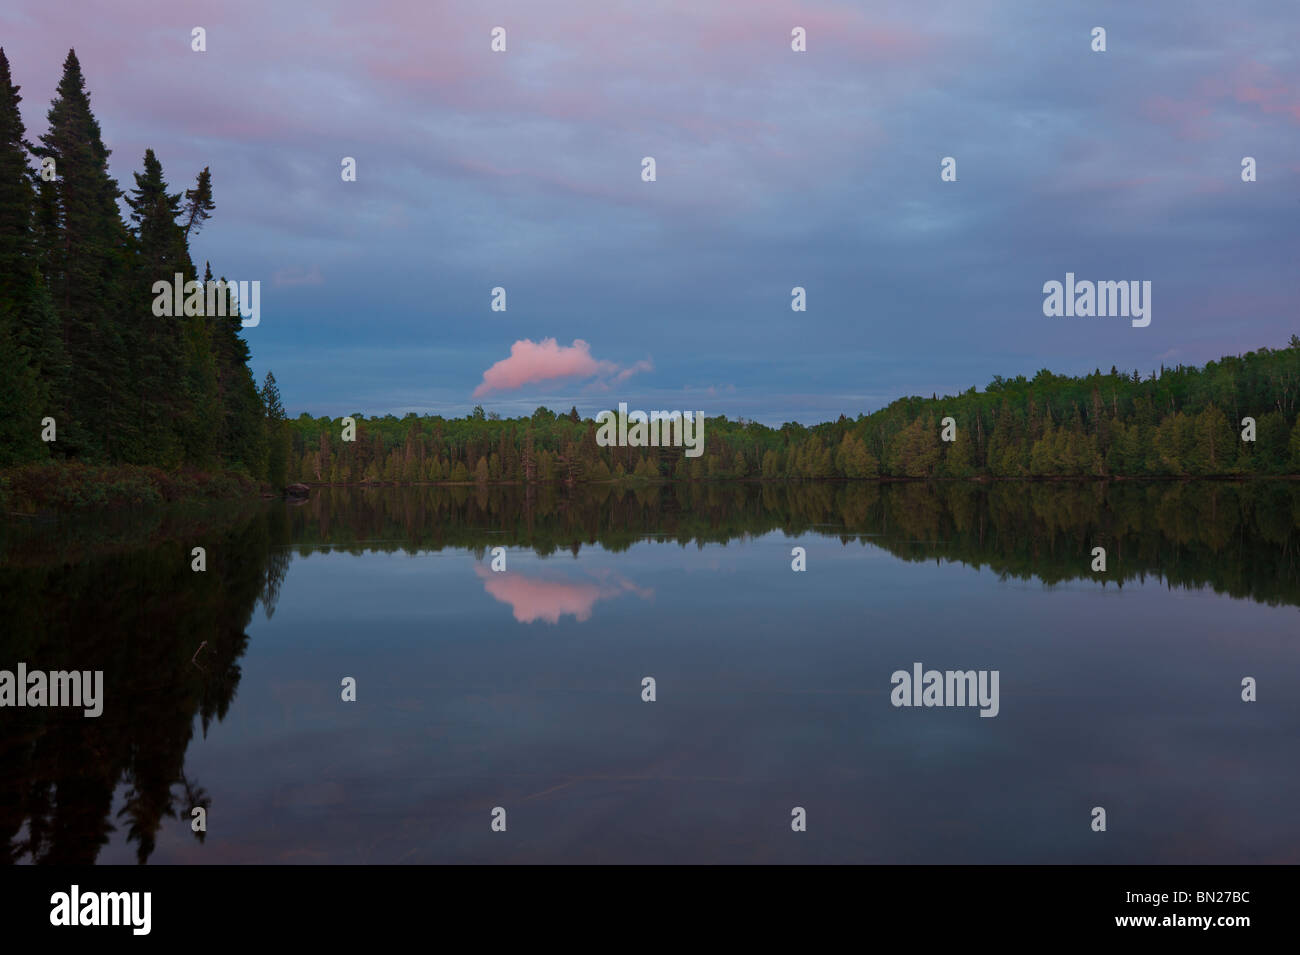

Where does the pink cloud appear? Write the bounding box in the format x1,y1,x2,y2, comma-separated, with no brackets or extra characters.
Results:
1140,94,1216,141
472,338,650,397
1229,62,1300,123
1140,60,1300,142
583,359,655,393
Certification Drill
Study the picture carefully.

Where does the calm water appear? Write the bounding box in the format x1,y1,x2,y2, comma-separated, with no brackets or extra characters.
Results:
2,482,1297,864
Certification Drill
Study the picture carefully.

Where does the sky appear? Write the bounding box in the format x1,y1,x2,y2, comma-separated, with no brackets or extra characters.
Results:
3,0,1297,424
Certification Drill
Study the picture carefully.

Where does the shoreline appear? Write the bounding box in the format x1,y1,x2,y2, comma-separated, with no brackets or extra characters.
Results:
3,461,1297,517
302,472,1300,488
0,461,269,517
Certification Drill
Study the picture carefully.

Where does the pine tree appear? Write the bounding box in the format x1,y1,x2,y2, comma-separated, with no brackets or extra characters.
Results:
0,318,43,464
180,311,220,466
0,49,35,292
0,52,272,476
181,166,214,240
209,265,266,473
125,148,191,465
261,371,288,487
36,49,131,459
0,49,49,463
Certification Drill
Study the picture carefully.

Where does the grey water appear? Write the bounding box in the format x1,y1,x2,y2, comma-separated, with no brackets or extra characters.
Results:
2,481,1297,864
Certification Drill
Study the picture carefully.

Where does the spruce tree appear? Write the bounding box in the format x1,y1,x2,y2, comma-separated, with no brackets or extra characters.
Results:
181,310,220,466
207,263,266,473
181,167,214,240
36,49,131,459
261,370,288,487
124,148,191,465
0,48,48,463
0,48,37,315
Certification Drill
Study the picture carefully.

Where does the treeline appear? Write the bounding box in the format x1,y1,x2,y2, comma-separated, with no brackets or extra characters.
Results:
6,48,1293,489
0,49,283,482
284,340,1300,484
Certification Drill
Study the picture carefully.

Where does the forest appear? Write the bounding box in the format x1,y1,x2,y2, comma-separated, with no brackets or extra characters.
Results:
2,51,1297,499
0,49,281,486
281,340,1300,486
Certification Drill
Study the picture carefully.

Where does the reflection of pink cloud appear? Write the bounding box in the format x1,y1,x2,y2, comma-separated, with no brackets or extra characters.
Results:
475,565,652,624
472,338,650,397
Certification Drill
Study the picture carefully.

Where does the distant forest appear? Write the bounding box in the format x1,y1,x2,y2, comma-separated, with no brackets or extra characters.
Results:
0,50,281,479
3,52,1297,495
284,340,1300,485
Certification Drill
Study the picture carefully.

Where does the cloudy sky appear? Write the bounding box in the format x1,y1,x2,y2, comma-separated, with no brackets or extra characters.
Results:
4,0,1296,423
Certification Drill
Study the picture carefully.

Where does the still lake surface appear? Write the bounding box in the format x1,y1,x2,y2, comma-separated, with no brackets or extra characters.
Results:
3,481,1297,864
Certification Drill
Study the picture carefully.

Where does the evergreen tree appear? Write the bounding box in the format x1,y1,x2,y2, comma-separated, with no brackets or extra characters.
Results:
261,371,288,487
0,54,269,478
124,148,191,465
0,320,43,464
36,49,131,459
180,310,221,466
0,48,49,463
181,166,214,240
210,266,266,474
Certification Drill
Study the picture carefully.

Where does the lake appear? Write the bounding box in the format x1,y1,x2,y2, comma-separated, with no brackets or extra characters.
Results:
2,481,1297,863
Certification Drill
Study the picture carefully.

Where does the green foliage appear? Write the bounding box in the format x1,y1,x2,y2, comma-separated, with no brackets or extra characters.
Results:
0,49,53,465
0,50,268,480
7,52,1296,490
260,371,288,488
0,461,263,513
277,341,1300,489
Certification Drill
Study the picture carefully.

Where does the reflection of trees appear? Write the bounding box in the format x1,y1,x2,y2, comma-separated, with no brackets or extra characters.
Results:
261,549,291,621
261,498,292,620
0,503,277,864
2,478,1296,865
282,481,1300,607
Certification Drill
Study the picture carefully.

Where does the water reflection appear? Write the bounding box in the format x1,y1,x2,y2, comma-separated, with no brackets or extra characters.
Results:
474,565,653,624
1,480,1296,863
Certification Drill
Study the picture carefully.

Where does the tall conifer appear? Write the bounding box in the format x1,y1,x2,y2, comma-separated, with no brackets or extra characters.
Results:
36,50,130,459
